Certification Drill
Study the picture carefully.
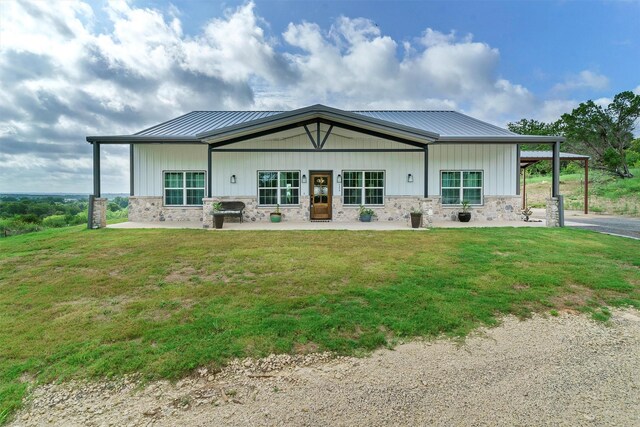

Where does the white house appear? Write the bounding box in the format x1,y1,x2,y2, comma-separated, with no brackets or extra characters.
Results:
86,104,565,227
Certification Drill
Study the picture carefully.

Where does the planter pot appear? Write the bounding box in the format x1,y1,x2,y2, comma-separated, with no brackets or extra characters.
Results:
359,214,372,222
213,213,225,229
410,213,423,228
270,213,282,223
458,212,471,222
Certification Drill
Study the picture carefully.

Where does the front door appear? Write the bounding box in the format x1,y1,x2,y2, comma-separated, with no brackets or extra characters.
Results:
310,172,332,220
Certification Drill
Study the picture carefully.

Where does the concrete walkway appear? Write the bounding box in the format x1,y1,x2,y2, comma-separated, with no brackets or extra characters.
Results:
109,219,544,231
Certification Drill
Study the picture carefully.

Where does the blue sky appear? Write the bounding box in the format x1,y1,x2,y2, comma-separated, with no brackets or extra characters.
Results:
1,0,639,193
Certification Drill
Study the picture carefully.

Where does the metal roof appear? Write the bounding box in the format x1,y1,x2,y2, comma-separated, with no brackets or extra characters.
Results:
520,150,589,168
86,105,564,144
521,151,589,159
134,109,516,138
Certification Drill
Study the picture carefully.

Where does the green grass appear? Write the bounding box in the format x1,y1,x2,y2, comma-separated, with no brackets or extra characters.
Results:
524,167,640,215
1,226,639,423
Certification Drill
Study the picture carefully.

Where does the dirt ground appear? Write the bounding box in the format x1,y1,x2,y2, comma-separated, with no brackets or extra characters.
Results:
10,309,640,427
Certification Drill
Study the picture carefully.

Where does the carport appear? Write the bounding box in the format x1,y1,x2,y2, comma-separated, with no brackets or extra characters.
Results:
520,150,590,214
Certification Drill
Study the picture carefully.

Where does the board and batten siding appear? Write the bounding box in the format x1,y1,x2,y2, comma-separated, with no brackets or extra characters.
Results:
428,144,518,197
133,138,518,200
133,144,208,196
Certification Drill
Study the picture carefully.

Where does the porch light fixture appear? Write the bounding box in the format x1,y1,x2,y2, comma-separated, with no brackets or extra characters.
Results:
407,173,414,183
337,174,342,184
230,174,237,184
302,174,307,183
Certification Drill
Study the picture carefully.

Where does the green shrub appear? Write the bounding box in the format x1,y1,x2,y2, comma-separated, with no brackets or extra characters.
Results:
42,215,67,228
106,208,128,220
72,211,88,225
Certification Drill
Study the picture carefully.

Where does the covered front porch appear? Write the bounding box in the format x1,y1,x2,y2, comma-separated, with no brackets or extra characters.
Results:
108,218,547,230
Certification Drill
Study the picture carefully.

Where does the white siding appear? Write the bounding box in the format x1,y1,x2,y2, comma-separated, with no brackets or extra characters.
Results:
133,144,208,196
133,139,518,200
428,144,517,196
211,150,423,197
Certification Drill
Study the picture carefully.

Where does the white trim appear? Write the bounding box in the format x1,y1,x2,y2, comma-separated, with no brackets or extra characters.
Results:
342,170,386,206
163,170,207,207
440,170,484,206
257,170,301,206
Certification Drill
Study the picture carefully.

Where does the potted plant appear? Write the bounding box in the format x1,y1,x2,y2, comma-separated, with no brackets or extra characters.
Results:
458,200,471,222
212,202,225,229
359,205,375,222
270,204,282,223
410,206,423,228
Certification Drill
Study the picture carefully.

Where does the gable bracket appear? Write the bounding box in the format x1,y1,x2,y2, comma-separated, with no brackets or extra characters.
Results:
303,124,318,148
319,125,333,149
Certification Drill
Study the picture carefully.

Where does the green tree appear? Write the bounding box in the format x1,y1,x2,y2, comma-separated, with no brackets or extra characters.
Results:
560,90,640,178
507,118,561,139
507,118,562,175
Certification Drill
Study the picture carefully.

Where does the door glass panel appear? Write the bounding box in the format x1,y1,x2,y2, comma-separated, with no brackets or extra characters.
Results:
313,176,328,204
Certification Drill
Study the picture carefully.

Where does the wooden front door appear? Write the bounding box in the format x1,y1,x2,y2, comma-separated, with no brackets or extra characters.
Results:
310,172,332,220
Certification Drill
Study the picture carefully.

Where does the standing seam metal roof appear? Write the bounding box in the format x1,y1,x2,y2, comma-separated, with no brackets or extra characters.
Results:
134,110,518,138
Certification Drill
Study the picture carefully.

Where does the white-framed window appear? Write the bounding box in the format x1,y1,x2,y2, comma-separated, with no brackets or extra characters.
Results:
342,170,385,206
441,170,483,205
258,171,300,205
163,171,206,206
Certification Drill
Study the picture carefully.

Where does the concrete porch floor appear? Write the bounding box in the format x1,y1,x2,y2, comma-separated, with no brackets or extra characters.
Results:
108,219,546,230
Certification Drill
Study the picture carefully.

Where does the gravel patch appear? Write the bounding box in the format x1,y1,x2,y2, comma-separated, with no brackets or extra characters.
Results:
9,309,640,426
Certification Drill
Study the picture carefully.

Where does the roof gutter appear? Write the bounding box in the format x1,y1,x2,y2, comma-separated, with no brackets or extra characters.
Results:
435,135,565,144
86,135,201,144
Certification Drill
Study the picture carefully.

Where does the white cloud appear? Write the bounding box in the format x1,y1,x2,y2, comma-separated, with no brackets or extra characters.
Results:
0,0,610,193
634,85,640,95
553,70,610,93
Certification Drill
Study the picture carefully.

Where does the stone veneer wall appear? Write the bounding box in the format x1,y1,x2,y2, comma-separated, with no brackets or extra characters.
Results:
200,195,521,227
90,197,107,229
430,196,521,222
128,195,522,227
129,196,204,223
545,197,560,227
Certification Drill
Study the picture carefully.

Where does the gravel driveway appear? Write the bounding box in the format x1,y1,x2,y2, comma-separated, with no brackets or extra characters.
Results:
10,309,640,427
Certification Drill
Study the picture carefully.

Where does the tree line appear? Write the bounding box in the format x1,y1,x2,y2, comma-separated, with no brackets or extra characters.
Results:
508,90,640,178
0,196,128,237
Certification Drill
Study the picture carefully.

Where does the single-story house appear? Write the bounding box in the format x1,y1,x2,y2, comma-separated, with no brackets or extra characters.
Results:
86,104,565,227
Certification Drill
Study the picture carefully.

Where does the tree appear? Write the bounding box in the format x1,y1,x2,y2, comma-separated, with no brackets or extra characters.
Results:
507,118,562,175
560,91,640,178
507,118,561,138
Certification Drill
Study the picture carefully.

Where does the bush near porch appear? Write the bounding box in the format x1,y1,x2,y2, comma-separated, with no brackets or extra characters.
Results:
1,227,639,423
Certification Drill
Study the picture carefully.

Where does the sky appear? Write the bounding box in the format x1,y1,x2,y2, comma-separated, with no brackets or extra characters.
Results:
0,0,639,194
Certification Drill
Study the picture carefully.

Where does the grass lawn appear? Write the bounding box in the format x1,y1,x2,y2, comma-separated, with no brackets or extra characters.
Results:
1,226,639,423
524,167,640,215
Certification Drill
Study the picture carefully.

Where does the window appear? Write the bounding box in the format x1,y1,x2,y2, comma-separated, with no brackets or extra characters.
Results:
343,171,385,205
164,171,206,206
441,171,483,205
258,171,300,205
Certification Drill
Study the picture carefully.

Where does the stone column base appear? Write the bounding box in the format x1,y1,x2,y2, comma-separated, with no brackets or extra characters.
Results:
546,197,560,227
89,197,107,229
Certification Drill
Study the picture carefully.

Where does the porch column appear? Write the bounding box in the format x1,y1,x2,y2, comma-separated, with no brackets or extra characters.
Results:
552,140,560,197
548,140,564,227
423,146,429,198
207,145,212,198
129,144,134,196
93,142,101,197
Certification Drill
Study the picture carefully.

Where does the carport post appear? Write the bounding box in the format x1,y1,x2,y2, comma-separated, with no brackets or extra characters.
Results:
584,158,589,214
